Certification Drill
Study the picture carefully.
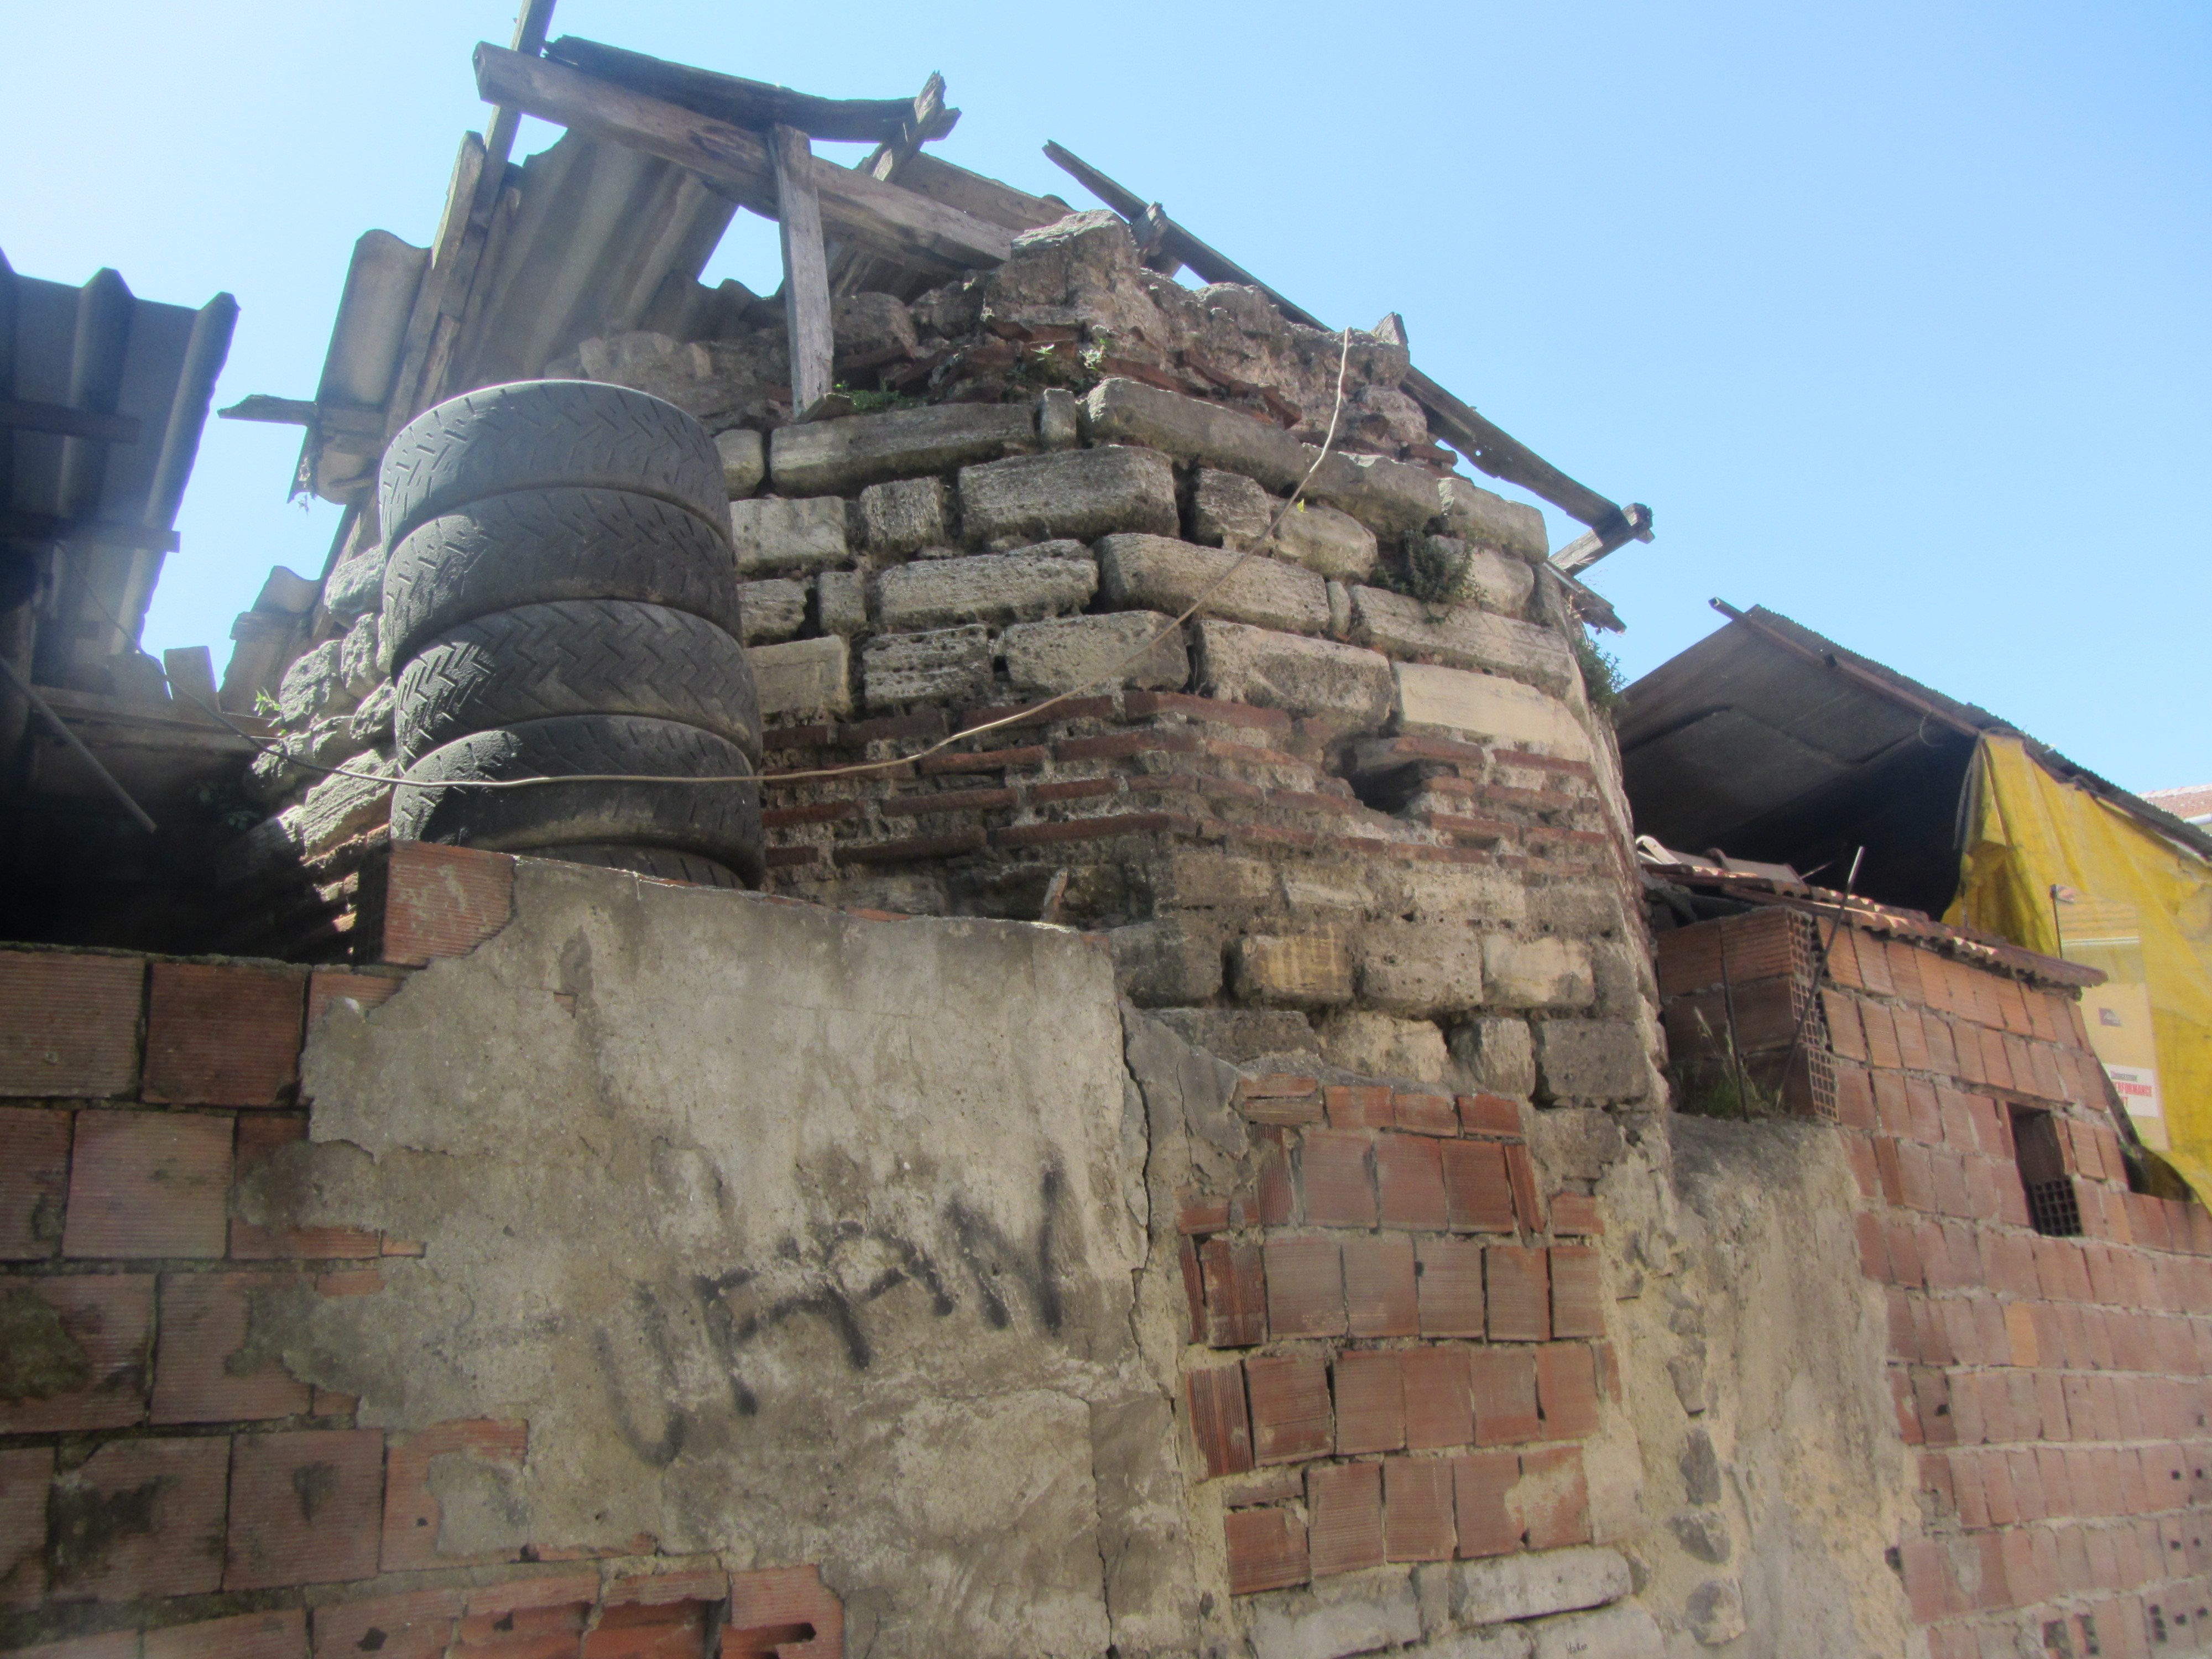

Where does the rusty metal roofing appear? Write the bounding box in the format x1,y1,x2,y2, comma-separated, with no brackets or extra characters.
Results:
1,250,236,691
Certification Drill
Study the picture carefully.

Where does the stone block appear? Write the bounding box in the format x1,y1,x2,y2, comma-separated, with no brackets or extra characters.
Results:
1351,588,1575,696
736,578,807,644
1439,475,1549,564
1097,535,1331,637
1234,934,1353,1008
1083,377,1436,533
1194,619,1394,729
874,549,1097,631
859,476,953,554
729,495,849,576
339,612,381,697
959,445,1178,546
1149,1008,1317,1063
862,624,994,709
1277,502,1378,584
1191,468,1272,547
1483,937,1595,1010
1445,1546,1631,1626
816,569,867,636
1358,923,1486,1017
715,426,765,498
1417,536,1535,616
321,549,385,621
1002,611,1188,695
1109,920,1224,1006
1085,377,1312,492
1321,1012,1449,1083
750,635,851,719
1392,664,1590,760
1248,1571,1420,1659
1527,1603,1665,1659
769,401,1036,495
1398,867,1528,926
275,639,354,728
1406,1629,1533,1658
1685,1578,1746,1646
832,290,916,362
1038,388,1080,450
1535,1020,1649,1104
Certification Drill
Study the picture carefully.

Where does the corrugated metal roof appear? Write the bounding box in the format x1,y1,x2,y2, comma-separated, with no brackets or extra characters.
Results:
1618,603,2212,916
302,131,737,504
1,249,236,692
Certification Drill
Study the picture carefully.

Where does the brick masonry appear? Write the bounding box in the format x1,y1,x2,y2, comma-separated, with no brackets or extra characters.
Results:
1660,904,2212,1657
1175,1072,1619,1595
0,855,846,1657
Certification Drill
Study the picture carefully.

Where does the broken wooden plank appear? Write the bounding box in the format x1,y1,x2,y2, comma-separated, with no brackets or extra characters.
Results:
1551,503,1654,577
474,46,1014,274
1041,140,1652,544
772,125,835,414
545,36,960,145
217,397,385,442
827,72,948,298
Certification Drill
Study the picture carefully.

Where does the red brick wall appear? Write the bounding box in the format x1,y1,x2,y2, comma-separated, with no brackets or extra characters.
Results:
1172,1075,1616,1595
0,846,843,1658
1661,907,2212,1658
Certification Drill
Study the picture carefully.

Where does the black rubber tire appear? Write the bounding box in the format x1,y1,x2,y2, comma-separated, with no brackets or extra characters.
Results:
392,714,763,881
379,487,743,674
526,842,746,889
378,380,728,549
395,601,761,769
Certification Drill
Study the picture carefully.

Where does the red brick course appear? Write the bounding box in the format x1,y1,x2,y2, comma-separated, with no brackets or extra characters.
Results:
0,951,142,1099
62,1110,231,1259
225,1427,384,1589
0,1107,71,1259
0,1273,153,1434
142,962,305,1107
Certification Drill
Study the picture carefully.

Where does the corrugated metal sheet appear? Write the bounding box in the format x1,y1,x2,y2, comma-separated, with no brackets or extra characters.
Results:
0,249,235,694
302,131,738,505
1618,604,2212,918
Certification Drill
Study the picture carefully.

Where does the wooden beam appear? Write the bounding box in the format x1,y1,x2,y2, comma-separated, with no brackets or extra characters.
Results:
1551,503,1654,577
218,397,385,442
544,36,961,145
1040,140,1652,541
0,398,140,445
828,72,946,298
474,46,1015,275
771,125,835,415
0,512,179,554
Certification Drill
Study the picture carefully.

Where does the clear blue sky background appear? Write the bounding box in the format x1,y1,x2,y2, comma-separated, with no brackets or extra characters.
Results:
6,2,2205,790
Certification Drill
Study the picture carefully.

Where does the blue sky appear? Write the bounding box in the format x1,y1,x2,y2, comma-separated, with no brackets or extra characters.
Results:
7,1,2205,790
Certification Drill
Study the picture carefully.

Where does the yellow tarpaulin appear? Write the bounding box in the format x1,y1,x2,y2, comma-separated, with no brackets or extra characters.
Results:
1948,735,2212,1200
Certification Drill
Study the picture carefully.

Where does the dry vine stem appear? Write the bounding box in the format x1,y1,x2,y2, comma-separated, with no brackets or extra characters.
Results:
161,327,1359,793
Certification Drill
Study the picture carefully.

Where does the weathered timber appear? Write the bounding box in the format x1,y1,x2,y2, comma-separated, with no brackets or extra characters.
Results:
1551,503,1654,578
379,131,488,437
0,398,141,445
827,74,947,298
0,511,179,554
545,36,961,145
1042,140,1652,544
474,46,1014,274
773,125,836,414
218,397,386,442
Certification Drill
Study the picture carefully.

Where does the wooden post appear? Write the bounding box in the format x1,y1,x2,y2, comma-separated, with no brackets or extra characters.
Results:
770,123,834,418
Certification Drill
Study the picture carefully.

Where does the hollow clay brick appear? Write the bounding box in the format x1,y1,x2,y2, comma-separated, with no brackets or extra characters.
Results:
62,1110,230,1260
0,950,141,1099
142,962,305,1108
226,1427,384,1589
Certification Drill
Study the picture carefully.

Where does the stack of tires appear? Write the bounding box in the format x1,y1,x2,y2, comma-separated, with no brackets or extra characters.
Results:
379,381,763,888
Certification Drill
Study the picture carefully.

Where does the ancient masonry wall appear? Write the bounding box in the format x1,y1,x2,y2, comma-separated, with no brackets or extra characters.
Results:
1660,905,2212,1658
